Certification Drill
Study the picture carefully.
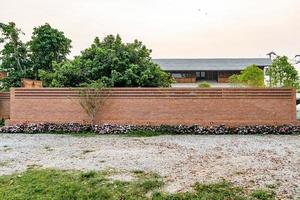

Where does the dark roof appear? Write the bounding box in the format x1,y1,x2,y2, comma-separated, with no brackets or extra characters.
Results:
153,58,271,71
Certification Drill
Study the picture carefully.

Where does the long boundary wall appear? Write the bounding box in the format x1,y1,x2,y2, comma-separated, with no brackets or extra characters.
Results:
6,88,296,126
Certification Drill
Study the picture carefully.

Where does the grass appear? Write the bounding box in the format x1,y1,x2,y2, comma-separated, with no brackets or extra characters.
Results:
0,169,275,200
125,130,173,137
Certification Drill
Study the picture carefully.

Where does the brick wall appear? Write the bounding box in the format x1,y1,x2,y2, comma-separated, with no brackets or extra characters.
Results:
21,79,43,88
218,71,240,83
0,72,7,80
0,92,10,120
6,88,296,126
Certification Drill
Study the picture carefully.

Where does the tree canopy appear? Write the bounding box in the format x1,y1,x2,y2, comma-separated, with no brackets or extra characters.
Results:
0,22,173,89
39,35,174,87
0,22,32,90
29,23,72,78
0,22,73,90
268,56,299,88
229,65,265,87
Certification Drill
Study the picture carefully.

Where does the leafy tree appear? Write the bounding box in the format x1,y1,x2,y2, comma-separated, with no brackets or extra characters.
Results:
40,35,174,87
229,65,265,87
0,22,32,90
29,23,72,78
39,59,87,87
269,56,299,88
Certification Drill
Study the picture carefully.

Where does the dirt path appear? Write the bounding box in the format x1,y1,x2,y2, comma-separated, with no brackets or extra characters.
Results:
0,134,299,199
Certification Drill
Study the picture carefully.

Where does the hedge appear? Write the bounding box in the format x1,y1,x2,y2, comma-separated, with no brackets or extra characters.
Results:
0,123,299,135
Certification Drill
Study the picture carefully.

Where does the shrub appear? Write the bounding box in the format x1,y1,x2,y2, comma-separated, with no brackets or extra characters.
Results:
0,123,299,135
229,65,265,87
198,81,211,88
0,119,4,127
78,82,108,124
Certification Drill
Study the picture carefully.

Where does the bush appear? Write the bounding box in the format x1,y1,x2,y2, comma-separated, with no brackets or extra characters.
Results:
229,65,264,87
0,119,4,127
0,123,299,135
198,81,211,88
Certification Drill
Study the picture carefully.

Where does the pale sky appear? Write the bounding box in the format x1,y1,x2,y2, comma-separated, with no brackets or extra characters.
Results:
1,0,300,59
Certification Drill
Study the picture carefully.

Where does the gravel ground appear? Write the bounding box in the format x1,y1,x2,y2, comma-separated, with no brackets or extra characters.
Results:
0,134,299,199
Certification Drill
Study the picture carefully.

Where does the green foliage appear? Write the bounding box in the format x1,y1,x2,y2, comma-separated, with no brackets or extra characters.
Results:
125,130,170,137
0,22,72,90
0,22,32,90
0,70,34,91
229,65,265,87
229,74,241,86
29,23,72,78
40,35,174,87
154,181,275,200
1,22,172,89
0,22,30,73
0,119,4,127
198,81,211,88
0,169,163,200
250,189,276,200
0,169,275,200
269,56,299,88
39,60,87,87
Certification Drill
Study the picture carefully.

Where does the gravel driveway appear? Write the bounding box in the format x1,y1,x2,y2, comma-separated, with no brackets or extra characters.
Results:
0,134,299,199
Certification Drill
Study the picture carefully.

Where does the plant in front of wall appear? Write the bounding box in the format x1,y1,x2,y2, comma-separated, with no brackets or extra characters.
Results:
78,81,109,124
229,65,264,88
198,81,211,88
268,56,299,89
0,119,4,127
1,123,300,135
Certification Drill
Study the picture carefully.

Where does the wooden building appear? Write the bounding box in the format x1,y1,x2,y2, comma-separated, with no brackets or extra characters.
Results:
154,58,271,83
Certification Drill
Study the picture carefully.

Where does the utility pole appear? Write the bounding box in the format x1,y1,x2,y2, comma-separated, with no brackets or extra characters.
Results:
295,55,300,64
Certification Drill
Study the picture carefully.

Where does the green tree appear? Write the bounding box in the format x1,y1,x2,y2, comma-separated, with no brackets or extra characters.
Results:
39,59,88,87
29,23,72,78
0,22,32,90
269,56,299,88
229,65,265,87
40,35,174,87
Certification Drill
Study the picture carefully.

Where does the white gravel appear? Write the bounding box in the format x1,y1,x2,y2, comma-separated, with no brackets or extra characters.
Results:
0,134,299,199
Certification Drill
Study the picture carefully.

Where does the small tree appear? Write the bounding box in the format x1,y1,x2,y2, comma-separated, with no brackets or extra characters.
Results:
269,56,299,88
78,81,108,124
229,65,264,87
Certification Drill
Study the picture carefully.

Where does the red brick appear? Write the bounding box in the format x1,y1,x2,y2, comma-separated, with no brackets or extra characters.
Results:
4,88,297,126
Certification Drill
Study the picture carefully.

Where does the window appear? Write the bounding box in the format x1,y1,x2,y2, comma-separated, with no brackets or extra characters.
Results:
171,72,193,78
172,73,182,78
200,72,206,78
